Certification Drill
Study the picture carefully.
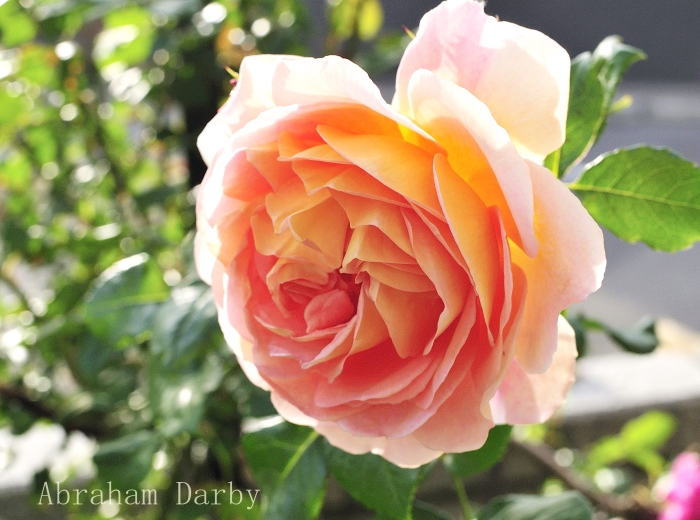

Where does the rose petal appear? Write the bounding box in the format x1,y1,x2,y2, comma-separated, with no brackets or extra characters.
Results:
490,315,577,424
406,69,538,257
317,125,443,218
271,56,434,142
272,393,443,468
511,161,605,373
395,0,569,158
198,55,302,166
433,154,502,330
304,289,355,333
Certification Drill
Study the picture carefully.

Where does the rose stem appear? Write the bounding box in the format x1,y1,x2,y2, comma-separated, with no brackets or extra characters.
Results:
451,473,475,520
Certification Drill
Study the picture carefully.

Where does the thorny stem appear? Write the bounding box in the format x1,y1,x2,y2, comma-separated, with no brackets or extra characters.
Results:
512,440,658,520
452,473,475,520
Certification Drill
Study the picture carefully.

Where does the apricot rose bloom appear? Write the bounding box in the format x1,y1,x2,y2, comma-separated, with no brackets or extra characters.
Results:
194,0,605,467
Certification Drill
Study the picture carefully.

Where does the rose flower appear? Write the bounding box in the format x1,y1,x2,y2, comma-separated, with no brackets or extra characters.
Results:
659,452,700,520
195,0,605,467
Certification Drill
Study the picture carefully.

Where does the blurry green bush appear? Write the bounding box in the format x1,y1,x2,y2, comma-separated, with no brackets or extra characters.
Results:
0,1,408,518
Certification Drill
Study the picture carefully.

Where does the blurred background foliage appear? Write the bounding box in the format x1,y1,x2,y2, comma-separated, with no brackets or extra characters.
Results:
0,0,408,518
0,0,690,519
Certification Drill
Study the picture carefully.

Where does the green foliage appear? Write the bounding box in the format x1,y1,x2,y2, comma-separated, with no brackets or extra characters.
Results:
443,425,512,478
586,411,676,479
242,420,327,520
330,0,384,41
94,6,156,69
326,445,431,520
566,314,659,356
93,430,162,490
0,0,37,46
571,146,700,251
411,502,454,520
84,254,169,346
477,492,594,520
546,36,645,177
149,282,219,368
606,315,658,354
0,0,315,518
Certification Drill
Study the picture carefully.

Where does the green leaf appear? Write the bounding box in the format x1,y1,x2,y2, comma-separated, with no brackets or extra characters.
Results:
76,331,122,385
150,283,219,368
357,0,384,41
152,353,224,437
94,431,161,490
330,0,358,39
477,492,594,520
568,314,659,355
412,501,454,520
620,411,676,452
326,445,429,520
93,6,155,69
549,37,645,176
242,419,327,520
18,45,57,87
0,151,32,191
0,0,37,47
570,146,700,251
587,411,676,478
84,254,169,346
607,315,658,354
443,425,512,478
565,315,588,357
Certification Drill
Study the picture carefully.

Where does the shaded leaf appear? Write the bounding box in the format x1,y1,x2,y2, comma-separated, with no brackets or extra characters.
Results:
242,419,327,520
152,353,224,437
84,254,169,346
567,313,659,356
477,492,594,520
607,315,658,354
326,445,430,520
571,146,700,251
412,501,454,520
565,314,589,357
150,283,219,368
443,425,512,478
94,431,161,490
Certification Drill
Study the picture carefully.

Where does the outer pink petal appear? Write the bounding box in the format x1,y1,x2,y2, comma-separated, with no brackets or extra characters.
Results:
270,55,433,142
198,55,300,166
512,161,605,373
199,54,436,167
395,0,570,158
490,316,576,424
272,393,442,468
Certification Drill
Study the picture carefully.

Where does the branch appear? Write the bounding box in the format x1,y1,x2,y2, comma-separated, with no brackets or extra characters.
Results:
511,440,658,520
0,383,108,438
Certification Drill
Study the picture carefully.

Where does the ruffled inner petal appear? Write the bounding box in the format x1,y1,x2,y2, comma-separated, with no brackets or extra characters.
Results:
317,125,444,218
373,283,443,359
434,154,501,332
